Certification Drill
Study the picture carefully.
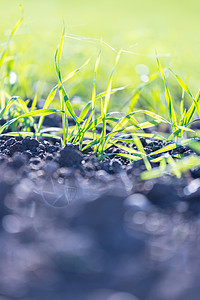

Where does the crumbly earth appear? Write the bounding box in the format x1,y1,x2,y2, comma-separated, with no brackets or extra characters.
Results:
0,135,200,300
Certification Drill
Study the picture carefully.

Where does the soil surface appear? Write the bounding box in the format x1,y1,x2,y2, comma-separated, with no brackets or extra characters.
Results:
0,135,200,300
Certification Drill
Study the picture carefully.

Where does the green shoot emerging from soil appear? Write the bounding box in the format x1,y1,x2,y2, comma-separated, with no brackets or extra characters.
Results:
1,12,200,180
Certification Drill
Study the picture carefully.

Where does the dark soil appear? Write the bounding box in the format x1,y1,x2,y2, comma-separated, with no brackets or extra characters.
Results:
0,135,200,300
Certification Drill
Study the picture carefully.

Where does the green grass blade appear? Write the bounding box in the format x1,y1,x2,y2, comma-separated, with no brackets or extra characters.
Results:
55,37,79,124
0,5,23,69
156,54,177,127
150,143,176,156
0,109,61,134
91,45,102,148
133,136,152,170
0,96,37,132
141,155,200,180
98,50,122,157
38,57,89,133
79,86,125,121
169,68,194,98
96,86,125,100
55,28,81,145
103,114,140,151
62,58,90,82
128,87,142,113
184,90,200,125
112,143,147,157
37,87,57,132
31,94,37,112
104,50,121,115
167,155,181,178
180,89,185,118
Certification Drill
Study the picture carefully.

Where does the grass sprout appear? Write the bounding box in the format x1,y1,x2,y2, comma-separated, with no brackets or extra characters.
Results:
0,23,200,181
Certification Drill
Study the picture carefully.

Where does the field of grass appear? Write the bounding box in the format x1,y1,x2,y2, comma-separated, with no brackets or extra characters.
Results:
1,0,200,98
1,0,200,179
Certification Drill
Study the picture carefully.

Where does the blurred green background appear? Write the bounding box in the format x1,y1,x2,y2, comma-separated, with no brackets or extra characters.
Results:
0,0,200,103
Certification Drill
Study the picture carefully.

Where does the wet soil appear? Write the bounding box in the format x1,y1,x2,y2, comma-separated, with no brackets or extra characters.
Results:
0,135,200,300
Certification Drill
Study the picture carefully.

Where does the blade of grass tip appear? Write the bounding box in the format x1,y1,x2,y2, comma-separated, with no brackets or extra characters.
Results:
156,52,177,129
38,58,90,133
133,109,170,124
31,94,37,111
55,27,67,146
92,43,102,146
184,90,200,126
168,70,198,137
0,5,23,69
128,85,143,113
62,58,90,82
99,50,122,158
79,101,92,120
149,142,177,156
56,60,80,127
104,50,121,115
96,86,126,100
169,68,193,98
122,72,158,112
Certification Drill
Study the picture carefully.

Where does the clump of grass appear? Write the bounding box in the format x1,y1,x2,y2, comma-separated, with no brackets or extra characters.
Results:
0,17,200,180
